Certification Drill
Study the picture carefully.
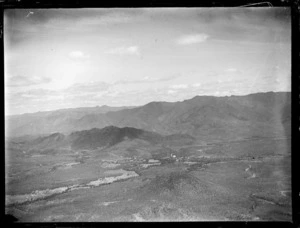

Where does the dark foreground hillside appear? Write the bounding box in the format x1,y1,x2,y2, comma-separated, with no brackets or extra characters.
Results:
6,126,195,152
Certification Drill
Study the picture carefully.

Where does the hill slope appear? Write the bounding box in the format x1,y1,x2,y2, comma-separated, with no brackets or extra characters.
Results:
6,92,291,142
5,105,134,137
15,126,195,151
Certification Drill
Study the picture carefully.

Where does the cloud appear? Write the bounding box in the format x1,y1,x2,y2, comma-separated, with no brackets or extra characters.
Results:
225,68,238,72
6,81,113,114
115,74,180,85
170,84,189,89
192,83,202,87
68,51,90,60
106,46,140,56
167,90,176,94
6,75,51,87
223,68,242,76
176,33,209,45
65,81,110,94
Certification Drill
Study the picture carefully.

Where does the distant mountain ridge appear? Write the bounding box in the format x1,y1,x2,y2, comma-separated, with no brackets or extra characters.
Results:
7,105,136,118
6,92,291,142
5,105,134,137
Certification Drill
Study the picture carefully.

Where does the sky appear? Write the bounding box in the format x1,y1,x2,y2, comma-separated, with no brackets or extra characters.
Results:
4,7,291,115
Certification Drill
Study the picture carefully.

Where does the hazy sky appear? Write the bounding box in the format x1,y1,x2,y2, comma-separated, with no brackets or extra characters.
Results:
4,8,291,115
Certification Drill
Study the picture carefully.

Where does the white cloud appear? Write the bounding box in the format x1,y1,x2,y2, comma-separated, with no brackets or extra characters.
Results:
68,51,90,60
225,68,238,72
21,93,36,98
192,83,202,87
6,75,51,87
167,90,176,94
176,33,209,45
106,46,140,56
65,81,110,94
170,84,188,89
114,75,177,85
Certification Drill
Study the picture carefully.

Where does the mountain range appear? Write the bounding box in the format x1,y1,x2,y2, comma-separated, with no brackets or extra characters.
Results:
7,126,195,152
6,92,291,142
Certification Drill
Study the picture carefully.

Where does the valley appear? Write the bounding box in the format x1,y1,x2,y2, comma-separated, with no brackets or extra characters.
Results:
5,133,291,221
